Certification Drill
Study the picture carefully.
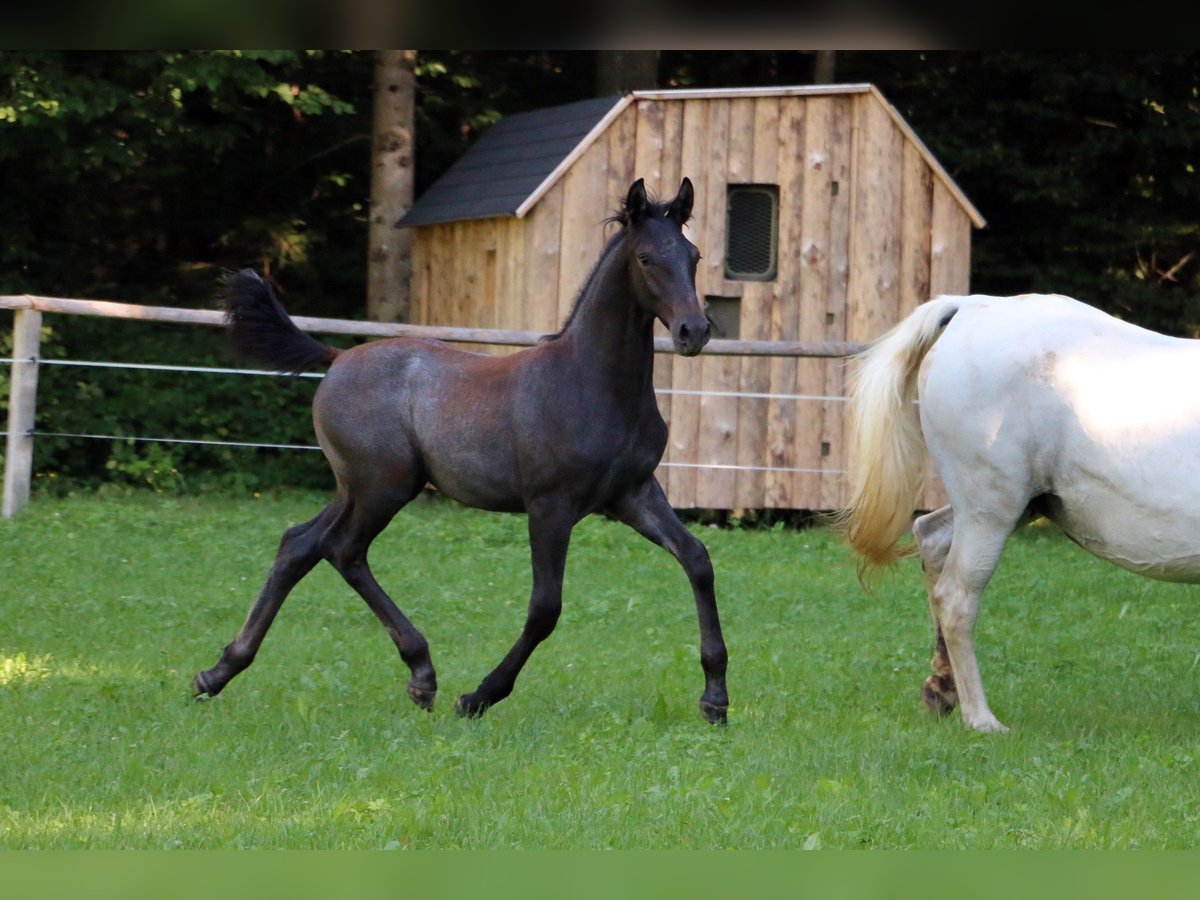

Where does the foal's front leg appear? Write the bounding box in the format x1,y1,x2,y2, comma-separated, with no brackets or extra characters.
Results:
607,478,729,725
454,500,576,718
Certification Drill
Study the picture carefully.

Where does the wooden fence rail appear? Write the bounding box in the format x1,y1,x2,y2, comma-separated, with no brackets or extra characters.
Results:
1,294,866,519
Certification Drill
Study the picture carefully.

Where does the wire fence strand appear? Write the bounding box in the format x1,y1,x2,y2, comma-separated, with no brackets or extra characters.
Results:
2,342,851,480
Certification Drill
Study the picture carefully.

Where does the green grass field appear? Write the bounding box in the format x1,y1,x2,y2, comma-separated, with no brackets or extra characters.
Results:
2,490,1200,849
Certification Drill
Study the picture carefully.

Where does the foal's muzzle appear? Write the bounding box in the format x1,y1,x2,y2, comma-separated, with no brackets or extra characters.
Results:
673,318,712,357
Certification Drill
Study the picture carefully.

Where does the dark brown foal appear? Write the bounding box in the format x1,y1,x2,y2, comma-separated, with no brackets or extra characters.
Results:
194,178,729,724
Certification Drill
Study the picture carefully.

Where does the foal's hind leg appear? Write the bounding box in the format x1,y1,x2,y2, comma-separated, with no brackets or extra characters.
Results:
194,504,337,698
607,478,728,725
319,485,438,711
912,506,957,716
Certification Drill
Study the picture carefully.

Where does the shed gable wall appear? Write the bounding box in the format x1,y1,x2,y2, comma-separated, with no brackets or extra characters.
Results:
408,90,974,510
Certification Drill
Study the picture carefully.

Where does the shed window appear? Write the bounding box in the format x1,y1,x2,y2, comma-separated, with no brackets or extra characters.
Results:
724,184,779,281
705,295,741,339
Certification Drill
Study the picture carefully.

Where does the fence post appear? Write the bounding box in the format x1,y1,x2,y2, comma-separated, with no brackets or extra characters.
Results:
3,308,42,518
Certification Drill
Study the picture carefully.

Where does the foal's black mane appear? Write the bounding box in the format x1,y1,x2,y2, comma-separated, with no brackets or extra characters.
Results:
541,191,678,343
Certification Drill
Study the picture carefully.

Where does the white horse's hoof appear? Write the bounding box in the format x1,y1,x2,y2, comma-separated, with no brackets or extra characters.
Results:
964,715,1009,734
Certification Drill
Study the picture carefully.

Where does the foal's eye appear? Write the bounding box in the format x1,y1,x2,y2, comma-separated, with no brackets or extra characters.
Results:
637,254,651,266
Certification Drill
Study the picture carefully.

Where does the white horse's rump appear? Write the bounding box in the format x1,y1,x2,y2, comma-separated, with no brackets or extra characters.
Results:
841,293,1200,731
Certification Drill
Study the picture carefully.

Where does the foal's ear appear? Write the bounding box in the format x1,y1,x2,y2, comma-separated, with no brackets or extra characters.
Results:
625,178,649,224
667,177,694,225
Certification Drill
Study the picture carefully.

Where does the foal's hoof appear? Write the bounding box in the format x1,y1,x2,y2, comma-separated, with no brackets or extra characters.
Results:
407,683,436,712
192,671,217,700
454,694,489,719
921,674,958,717
699,700,728,726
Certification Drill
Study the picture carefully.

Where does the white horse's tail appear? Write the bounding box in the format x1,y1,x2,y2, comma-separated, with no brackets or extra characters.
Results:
837,296,963,575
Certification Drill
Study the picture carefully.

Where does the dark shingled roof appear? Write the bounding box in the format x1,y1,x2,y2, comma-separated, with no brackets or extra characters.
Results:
398,95,622,228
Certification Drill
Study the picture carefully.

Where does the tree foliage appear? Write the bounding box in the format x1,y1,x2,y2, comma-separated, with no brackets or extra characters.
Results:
0,50,369,313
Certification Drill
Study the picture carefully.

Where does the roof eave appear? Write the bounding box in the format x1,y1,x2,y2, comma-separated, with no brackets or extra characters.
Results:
512,94,635,219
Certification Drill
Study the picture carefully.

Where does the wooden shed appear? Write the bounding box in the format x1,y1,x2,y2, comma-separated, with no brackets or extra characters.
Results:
399,84,985,511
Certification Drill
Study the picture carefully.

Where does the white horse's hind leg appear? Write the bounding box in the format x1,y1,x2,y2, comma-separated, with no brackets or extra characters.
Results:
931,516,1013,733
913,506,957,715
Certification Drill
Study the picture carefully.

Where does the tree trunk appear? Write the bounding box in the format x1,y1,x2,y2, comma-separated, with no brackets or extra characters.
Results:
813,50,837,84
595,50,660,96
367,50,417,322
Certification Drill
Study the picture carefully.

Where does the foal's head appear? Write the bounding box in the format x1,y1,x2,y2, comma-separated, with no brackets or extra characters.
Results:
619,178,710,357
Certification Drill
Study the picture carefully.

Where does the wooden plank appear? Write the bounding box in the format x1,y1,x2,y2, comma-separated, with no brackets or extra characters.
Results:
659,99,684,195
732,284,774,510
652,99,687,499
442,222,462,327
652,348,674,500
0,297,867,357
822,96,856,509
418,230,435,325
838,92,908,508
523,182,564,333
694,353,741,509
443,222,461,325
633,85,873,102
795,97,855,509
699,100,731,296
632,99,674,497
827,96,854,322
726,97,755,184
484,249,499,332
930,181,973,297
667,99,711,508
688,337,863,357
557,138,611,328
428,223,451,325
466,221,487,330
816,356,846,511
789,96,834,510
3,308,42,518
764,355,798,510
845,92,904,344
606,104,638,215
733,96,777,510
454,222,476,334
491,220,507,330
497,218,523,334
418,224,436,324
899,141,934,316
764,96,805,509
475,219,499,332
409,230,428,324
633,99,665,190
694,100,739,509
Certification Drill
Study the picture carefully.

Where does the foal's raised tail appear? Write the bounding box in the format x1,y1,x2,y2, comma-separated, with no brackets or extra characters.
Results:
221,269,340,375
837,296,963,575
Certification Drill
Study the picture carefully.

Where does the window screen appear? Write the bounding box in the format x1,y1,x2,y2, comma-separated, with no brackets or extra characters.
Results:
724,184,779,281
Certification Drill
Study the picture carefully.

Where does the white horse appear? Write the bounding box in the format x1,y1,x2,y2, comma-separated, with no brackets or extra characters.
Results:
840,293,1200,732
